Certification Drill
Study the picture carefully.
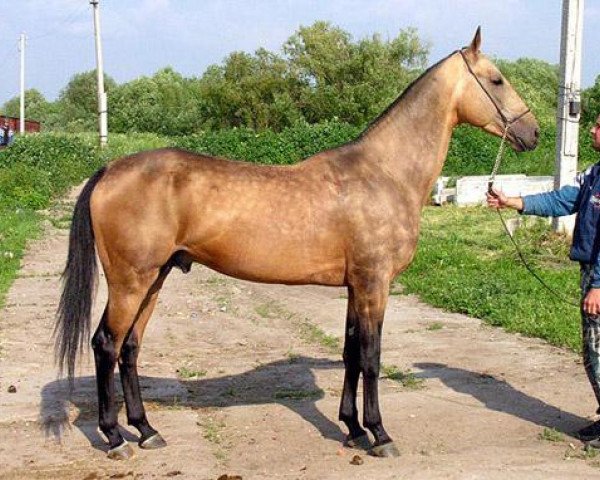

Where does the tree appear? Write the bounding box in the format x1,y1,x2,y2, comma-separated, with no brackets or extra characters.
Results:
583,75,600,126
198,48,302,131
109,67,204,136
58,70,117,132
1,89,59,128
283,22,430,125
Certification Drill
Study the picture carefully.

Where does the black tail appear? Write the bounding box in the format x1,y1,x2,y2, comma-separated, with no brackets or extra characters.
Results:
54,167,106,385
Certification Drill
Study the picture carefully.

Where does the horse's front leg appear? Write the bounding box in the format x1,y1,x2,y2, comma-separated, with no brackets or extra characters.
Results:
339,286,370,449
353,276,400,457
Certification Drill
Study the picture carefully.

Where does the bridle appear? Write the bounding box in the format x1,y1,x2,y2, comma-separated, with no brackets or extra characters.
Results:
457,48,531,193
458,49,530,130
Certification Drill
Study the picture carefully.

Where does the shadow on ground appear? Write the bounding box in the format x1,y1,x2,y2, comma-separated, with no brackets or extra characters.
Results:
39,356,344,452
38,358,589,452
414,362,588,437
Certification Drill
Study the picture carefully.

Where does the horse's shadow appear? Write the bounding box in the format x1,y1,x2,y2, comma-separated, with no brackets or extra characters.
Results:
40,356,345,452
414,362,588,436
39,357,590,452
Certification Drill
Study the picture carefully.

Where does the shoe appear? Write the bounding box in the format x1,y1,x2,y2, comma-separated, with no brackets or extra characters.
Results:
577,420,600,441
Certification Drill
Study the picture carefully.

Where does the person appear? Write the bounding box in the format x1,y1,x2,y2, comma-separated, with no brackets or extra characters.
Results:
0,120,8,146
486,113,600,446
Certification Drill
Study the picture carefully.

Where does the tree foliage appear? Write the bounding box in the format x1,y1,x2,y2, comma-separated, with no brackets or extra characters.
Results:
284,22,429,125
5,20,600,157
2,22,431,133
57,70,117,132
109,67,204,136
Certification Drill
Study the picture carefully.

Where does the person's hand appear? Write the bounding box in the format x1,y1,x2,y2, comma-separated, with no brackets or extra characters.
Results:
584,288,600,315
486,188,509,209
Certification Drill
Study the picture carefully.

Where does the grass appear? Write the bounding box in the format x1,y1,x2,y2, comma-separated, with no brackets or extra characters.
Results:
399,206,581,351
176,366,207,379
198,416,226,444
296,319,341,354
0,208,41,309
274,388,323,400
197,413,230,462
253,299,341,354
426,322,444,331
254,300,292,320
381,365,425,389
539,427,565,443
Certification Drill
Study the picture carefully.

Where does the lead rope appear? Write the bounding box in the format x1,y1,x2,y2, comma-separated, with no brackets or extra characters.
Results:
488,127,579,307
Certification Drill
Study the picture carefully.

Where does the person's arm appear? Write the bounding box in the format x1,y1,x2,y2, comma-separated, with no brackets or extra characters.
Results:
486,184,581,217
486,190,523,211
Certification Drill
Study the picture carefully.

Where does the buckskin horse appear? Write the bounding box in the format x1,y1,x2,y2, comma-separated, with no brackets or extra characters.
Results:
55,28,539,460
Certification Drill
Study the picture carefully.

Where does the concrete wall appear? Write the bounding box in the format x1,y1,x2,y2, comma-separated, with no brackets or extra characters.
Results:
432,175,555,206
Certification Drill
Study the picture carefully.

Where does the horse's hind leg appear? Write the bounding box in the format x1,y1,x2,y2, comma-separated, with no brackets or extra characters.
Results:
339,286,370,449
92,309,127,457
92,271,160,460
119,265,172,450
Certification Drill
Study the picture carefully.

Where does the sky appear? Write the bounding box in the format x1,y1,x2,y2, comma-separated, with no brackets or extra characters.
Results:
0,0,599,107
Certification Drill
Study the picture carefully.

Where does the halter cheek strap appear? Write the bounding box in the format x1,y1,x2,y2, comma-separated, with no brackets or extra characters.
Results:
458,49,530,128
457,49,531,194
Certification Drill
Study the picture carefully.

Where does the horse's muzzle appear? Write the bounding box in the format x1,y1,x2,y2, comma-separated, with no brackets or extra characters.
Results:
508,117,539,152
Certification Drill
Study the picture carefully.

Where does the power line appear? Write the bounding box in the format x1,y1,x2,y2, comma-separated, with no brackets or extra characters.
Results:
29,2,90,41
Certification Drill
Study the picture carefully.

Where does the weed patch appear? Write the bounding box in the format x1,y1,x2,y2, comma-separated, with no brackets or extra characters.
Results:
296,319,340,354
177,366,207,379
539,427,565,443
274,388,323,400
381,365,425,390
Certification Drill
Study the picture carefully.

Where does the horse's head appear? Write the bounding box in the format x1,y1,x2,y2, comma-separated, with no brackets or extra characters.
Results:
455,27,539,152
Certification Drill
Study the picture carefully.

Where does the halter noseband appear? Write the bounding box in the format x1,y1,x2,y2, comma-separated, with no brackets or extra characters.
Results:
458,49,530,129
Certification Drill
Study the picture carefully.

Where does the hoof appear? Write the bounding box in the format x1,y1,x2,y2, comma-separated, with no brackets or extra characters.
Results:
139,433,167,450
369,442,400,458
345,434,371,451
107,441,135,460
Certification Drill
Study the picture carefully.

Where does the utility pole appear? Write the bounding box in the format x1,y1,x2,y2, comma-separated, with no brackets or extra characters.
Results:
18,32,26,134
554,0,584,234
90,0,107,147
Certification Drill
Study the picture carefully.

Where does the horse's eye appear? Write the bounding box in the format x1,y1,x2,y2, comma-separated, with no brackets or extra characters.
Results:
491,77,504,86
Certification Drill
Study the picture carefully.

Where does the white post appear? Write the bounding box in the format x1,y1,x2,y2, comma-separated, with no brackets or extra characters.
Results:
553,0,584,234
91,0,108,147
19,32,26,134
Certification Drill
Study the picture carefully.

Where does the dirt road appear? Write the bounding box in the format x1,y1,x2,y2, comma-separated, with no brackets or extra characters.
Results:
1,192,599,479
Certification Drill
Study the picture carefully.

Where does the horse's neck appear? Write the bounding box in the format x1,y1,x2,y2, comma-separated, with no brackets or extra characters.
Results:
359,60,459,205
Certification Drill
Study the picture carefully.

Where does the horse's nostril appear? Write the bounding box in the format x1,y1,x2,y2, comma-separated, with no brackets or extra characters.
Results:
534,128,540,139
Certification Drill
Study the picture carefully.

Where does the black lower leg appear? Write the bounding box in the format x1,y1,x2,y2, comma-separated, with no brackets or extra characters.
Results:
92,319,125,449
339,302,367,440
361,325,392,446
119,331,157,442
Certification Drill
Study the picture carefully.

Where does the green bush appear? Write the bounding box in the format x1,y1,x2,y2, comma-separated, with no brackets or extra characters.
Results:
0,164,53,209
0,133,101,210
172,120,360,164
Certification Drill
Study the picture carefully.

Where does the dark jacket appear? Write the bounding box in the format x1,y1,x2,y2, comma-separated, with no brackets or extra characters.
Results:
521,163,600,287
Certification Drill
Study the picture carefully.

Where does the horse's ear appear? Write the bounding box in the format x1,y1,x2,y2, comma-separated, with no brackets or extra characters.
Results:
468,26,482,56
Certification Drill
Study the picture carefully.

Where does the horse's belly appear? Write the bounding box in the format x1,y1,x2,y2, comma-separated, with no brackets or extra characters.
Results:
188,236,346,286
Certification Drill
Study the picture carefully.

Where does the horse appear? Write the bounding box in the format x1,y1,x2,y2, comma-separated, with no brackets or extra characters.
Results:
55,28,539,460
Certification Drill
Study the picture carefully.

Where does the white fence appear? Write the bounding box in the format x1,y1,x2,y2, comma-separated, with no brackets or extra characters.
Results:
433,175,556,206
